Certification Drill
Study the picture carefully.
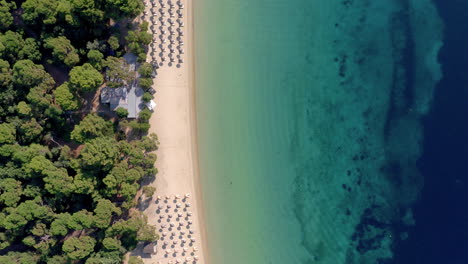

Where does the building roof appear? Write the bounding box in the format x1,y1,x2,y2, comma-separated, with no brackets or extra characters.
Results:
100,87,128,110
127,85,144,118
100,53,144,118
142,242,157,254
100,85,144,118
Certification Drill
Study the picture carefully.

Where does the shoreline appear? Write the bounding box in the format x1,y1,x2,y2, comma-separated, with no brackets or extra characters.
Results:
135,0,210,263
187,0,212,262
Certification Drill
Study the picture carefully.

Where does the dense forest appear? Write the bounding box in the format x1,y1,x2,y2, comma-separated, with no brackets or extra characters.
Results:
0,0,159,263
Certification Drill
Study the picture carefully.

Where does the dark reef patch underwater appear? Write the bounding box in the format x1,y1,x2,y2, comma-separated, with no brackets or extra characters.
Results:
392,0,468,263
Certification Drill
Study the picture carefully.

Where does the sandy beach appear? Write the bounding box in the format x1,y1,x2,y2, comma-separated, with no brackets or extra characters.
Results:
135,0,209,263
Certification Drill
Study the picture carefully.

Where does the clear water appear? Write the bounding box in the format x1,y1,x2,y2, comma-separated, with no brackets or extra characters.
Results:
194,0,444,263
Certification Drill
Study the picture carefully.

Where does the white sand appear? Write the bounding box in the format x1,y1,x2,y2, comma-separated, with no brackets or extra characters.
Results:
138,0,209,263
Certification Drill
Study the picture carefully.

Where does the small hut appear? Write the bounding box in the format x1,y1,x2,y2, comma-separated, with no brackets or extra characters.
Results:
143,242,158,255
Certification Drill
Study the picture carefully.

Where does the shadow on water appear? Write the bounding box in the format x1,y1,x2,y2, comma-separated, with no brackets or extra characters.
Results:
393,0,468,263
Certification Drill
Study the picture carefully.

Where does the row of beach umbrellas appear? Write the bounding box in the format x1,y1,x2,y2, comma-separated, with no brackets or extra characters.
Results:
143,0,185,67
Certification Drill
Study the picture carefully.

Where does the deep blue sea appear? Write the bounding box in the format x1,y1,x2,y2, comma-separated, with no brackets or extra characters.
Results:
393,1,468,263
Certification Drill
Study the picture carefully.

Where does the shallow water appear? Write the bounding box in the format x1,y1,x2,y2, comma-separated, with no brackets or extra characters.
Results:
194,0,446,263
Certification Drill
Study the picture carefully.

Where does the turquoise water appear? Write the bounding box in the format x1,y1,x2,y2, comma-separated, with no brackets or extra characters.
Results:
194,0,443,263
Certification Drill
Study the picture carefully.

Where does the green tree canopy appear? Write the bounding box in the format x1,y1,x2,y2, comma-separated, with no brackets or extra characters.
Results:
115,107,129,118
141,92,152,103
93,199,121,229
102,237,122,251
69,63,103,92
0,122,15,144
107,36,120,51
44,36,80,66
128,256,144,264
87,50,104,70
138,62,153,78
54,82,79,111
0,252,39,264
138,108,152,122
22,0,60,25
42,166,74,196
69,0,104,24
0,178,22,207
26,77,56,110
22,38,41,62
105,0,144,20
142,186,155,198
17,101,32,116
0,0,161,263
79,137,119,171
125,22,151,62
104,56,134,88
12,60,49,89
0,1,15,30
0,31,24,63
71,113,113,143
46,255,69,264
62,236,96,260
139,78,153,91
22,0,78,26
0,58,11,87
18,118,43,143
